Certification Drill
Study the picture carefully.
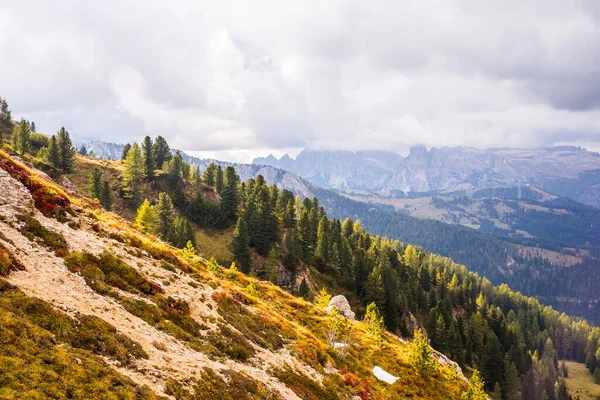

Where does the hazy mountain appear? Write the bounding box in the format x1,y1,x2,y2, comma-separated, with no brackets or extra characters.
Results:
254,146,600,208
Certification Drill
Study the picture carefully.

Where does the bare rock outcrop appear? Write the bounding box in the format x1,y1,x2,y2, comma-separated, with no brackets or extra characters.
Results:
0,167,34,217
324,295,356,320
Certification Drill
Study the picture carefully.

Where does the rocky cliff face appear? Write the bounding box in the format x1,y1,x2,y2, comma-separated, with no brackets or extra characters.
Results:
254,146,600,208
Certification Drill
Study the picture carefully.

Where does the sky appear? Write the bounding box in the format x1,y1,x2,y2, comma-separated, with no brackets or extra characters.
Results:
2,0,600,163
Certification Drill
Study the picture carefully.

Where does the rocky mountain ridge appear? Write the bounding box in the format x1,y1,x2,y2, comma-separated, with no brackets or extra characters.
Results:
254,146,600,208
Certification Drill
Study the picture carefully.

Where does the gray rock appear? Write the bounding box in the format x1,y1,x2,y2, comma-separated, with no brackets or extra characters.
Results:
324,295,356,320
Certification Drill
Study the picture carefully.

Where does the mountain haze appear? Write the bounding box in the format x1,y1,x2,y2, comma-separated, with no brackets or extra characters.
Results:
254,146,600,209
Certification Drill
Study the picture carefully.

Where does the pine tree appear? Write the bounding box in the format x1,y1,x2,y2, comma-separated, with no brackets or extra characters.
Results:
232,216,252,274
121,143,145,200
100,180,113,211
46,135,60,170
121,143,131,160
169,217,195,248
187,191,205,225
79,145,87,156
202,163,217,187
297,209,313,262
314,216,329,271
214,165,224,194
152,136,171,169
164,151,184,186
155,192,174,241
410,328,437,376
11,119,31,155
142,136,155,180
504,357,521,400
220,166,240,223
365,263,386,315
0,97,12,135
30,121,36,132
298,278,309,299
56,127,75,173
481,330,504,391
88,166,103,200
557,380,569,400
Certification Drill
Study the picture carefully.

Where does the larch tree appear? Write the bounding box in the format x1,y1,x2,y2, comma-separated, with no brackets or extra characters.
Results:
121,143,145,200
10,119,30,155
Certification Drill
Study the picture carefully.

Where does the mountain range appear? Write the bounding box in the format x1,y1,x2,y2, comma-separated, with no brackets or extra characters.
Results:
254,146,600,209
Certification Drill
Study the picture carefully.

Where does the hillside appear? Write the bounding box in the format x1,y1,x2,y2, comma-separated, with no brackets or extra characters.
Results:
253,146,600,209
3,120,600,398
0,152,468,399
74,140,600,324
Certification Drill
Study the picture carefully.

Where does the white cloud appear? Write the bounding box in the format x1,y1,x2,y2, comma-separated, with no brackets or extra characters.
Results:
1,0,600,162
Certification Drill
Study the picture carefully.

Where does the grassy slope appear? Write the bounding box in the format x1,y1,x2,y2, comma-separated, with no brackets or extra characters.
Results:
0,150,467,399
563,361,600,400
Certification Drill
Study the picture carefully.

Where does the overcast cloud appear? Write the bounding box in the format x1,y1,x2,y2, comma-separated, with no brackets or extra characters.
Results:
1,0,600,162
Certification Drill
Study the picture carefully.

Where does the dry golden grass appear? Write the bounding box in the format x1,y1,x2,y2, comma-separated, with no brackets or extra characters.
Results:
564,361,600,400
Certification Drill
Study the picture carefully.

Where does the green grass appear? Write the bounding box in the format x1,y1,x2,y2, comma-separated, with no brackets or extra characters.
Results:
194,225,234,265
0,279,157,399
563,361,600,400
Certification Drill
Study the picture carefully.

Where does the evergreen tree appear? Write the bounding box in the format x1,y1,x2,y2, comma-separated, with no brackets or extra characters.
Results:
202,162,217,187
46,135,60,171
557,380,569,400
214,165,224,194
11,119,30,155
232,216,252,274
365,263,386,315
152,136,171,169
481,330,504,391
0,97,12,135
298,209,313,262
314,216,329,271
121,143,145,201
56,127,75,173
220,166,240,223
121,143,131,160
78,145,87,156
88,166,103,200
164,151,184,186
99,180,112,211
155,192,175,241
187,191,205,225
503,357,521,400
30,121,36,132
298,278,309,299
169,216,195,248
142,136,155,180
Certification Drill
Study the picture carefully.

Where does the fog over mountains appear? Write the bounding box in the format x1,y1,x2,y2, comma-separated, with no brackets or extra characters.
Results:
254,146,600,208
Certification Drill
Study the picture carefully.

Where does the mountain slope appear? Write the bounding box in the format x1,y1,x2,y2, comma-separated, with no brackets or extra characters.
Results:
0,151,467,399
254,146,600,208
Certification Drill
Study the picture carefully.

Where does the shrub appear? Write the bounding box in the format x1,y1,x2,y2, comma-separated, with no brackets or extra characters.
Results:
17,215,68,256
0,244,25,276
410,328,438,378
64,251,163,296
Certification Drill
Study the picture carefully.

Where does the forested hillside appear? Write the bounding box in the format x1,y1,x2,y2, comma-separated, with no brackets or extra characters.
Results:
3,99,600,399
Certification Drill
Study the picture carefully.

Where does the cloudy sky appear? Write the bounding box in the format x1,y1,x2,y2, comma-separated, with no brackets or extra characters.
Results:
2,0,600,162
